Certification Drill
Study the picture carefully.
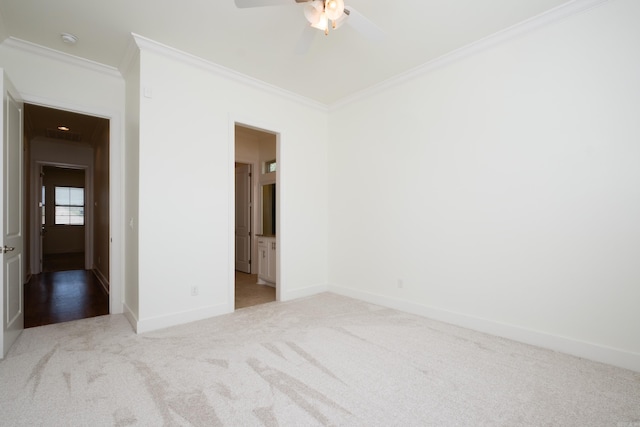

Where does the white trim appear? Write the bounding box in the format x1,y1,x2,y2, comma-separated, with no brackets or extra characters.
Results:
281,284,328,302
118,35,139,77
328,285,640,373
29,163,41,274
229,115,284,308
2,0,610,111
330,0,611,110
131,33,327,112
123,302,139,333
135,303,230,334
275,132,280,301
3,37,121,79
228,121,238,313
21,94,115,119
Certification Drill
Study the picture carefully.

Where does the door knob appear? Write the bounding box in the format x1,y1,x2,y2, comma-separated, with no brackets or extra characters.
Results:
1,246,15,254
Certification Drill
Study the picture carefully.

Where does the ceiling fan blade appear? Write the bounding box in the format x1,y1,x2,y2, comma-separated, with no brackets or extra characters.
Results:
343,6,385,42
234,0,308,7
294,26,317,55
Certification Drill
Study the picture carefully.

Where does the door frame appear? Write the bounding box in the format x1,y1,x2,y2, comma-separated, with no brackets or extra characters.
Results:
230,117,281,311
22,94,123,315
32,162,93,274
234,162,253,274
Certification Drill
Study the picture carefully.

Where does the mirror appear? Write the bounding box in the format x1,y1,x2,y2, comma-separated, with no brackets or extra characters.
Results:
262,183,276,235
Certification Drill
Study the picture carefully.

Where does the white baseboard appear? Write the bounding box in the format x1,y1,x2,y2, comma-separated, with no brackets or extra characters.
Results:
280,283,328,302
329,285,640,373
122,302,139,333
135,303,231,334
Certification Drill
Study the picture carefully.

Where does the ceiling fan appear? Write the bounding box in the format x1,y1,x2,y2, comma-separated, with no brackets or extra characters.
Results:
234,0,384,53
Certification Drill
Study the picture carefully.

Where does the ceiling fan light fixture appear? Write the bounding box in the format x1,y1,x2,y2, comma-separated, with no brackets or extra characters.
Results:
304,3,321,25
310,11,329,35
333,11,348,29
304,0,345,35
324,0,344,21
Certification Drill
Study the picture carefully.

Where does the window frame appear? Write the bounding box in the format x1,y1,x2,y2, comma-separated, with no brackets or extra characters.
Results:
265,159,277,174
54,186,85,226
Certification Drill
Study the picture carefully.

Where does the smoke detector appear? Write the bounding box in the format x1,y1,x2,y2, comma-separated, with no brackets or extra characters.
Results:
60,33,78,45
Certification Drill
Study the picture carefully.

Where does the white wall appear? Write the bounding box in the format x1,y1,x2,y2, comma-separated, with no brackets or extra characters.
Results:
328,0,640,371
123,49,141,323
3,0,636,373
133,39,329,331
0,40,125,314
0,42,123,113
235,130,260,164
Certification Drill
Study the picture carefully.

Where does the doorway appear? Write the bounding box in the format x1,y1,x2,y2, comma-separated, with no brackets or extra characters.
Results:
234,124,277,309
23,104,110,327
40,166,86,271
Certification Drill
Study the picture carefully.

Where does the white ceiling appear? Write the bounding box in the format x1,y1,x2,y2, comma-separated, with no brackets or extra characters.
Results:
0,0,572,105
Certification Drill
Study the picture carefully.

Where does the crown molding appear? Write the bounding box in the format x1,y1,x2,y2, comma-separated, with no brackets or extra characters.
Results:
329,0,611,111
128,33,328,112
2,37,121,79
118,34,140,77
1,0,610,112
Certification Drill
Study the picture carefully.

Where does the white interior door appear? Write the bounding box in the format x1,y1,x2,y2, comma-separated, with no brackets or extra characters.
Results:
235,163,252,273
1,70,24,358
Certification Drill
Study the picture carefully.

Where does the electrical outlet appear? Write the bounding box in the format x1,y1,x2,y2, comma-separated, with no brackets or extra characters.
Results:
191,286,199,296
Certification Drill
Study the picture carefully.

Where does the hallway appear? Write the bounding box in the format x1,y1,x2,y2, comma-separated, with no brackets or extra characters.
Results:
24,269,109,328
24,262,276,328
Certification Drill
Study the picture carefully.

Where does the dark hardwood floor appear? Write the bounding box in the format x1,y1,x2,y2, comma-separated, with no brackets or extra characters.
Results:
24,253,109,328
24,255,275,328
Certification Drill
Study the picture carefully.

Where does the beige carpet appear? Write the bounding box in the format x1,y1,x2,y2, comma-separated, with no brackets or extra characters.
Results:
1,293,639,426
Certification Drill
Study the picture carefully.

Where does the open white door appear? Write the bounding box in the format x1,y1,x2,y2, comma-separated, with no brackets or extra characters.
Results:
0,69,24,358
235,163,252,273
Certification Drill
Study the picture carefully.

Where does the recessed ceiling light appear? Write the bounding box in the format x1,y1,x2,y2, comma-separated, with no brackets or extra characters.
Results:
60,33,78,45
57,126,70,131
